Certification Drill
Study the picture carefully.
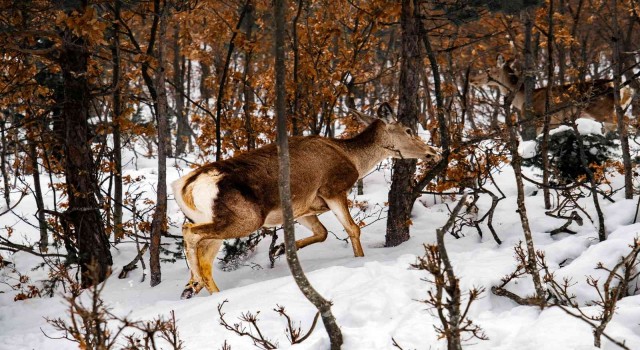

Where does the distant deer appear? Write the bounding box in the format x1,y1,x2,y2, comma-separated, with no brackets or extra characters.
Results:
172,103,441,298
470,54,633,133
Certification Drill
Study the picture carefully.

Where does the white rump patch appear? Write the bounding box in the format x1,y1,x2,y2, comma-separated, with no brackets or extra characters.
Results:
171,170,222,223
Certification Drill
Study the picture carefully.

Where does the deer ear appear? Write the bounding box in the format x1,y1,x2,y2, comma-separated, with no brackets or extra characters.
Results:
348,108,376,126
509,59,521,74
376,102,396,124
496,54,505,67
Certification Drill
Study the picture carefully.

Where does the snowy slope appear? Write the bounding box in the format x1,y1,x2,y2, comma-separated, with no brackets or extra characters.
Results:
1,125,640,350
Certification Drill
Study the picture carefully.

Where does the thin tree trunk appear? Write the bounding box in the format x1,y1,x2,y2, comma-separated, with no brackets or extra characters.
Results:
215,0,251,160
112,1,124,241
504,8,545,305
186,58,193,152
521,9,538,141
437,195,469,350
150,1,169,287
291,0,304,136
386,0,421,247
411,8,451,202
541,0,554,210
29,141,48,252
612,0,633,199
0,119,10,207
274,1,342,348
59,5,112,287
242,1,256,150
174,22,190,156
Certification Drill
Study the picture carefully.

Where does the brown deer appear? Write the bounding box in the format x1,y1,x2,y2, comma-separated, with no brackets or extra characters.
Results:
470,54,633,133
172,103,441,298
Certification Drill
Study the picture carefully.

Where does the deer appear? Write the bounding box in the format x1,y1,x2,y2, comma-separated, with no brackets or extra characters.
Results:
172,103,441,299
470,54,633,134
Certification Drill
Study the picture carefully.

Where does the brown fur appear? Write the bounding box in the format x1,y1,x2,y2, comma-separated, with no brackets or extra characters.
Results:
174,111,441,298
182,185,196,211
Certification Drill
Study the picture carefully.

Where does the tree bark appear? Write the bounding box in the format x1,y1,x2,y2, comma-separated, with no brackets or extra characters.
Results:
59,4,112,287
611,0,633,199
241,1,256,150
174,21,190,156
0,119,11,207
521,9,538,141
29,140,48,252
386,0,421,247
215,0,251,160
502,8,545,304
150,0,169,287
291,0,304,136
541,0,554,210
274,1,342,348
112,1,124,241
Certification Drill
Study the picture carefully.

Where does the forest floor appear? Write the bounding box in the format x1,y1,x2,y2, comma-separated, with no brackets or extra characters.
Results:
1,121,640,350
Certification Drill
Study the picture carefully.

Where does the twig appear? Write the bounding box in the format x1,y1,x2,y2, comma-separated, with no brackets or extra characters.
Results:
118,243,149,279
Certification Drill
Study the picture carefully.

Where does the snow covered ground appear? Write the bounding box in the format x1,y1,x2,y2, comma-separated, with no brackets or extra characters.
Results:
1,123,640,350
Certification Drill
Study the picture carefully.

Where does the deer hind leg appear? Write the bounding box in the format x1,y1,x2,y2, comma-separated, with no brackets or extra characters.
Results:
196,238,223,294
181,223,205,299
180,205,263,299
273,215,329,256
324,194,364,257
296,215,329,250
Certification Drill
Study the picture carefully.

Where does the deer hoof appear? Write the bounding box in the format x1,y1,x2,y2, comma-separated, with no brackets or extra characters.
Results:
271,243,286,257
180,282,199,299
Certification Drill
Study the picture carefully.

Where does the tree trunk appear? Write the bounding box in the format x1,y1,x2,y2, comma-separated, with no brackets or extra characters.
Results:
521,9,538,141
541,0,554,210
150,1,169,287
274,0,342,348
215,0,251,160
0,119,10,207
611,0,633,199
242,1,256,150
59,17,112,287
291,0,304,136
29,140,48,252
112,1,124,241
174,22,190,156
502,8,545,304
386,0,421,247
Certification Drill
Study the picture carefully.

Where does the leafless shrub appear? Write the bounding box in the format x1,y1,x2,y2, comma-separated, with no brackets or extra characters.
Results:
45,265,183,350
413,245,487,349
545,187,586,235
412,195,487,350
217,299,320,350
542,239,640,349
491,242,547,307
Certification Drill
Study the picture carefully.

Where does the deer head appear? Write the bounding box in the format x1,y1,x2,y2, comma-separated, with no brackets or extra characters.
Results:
350,102,441,162
470,54,520,94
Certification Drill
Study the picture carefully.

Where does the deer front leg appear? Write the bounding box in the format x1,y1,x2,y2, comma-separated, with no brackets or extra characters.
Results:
324,195,364,257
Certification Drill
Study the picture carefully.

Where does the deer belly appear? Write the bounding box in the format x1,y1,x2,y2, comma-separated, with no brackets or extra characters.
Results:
262,197,329,227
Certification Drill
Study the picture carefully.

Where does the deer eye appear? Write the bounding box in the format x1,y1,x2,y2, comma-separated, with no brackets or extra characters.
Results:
405,128,413,136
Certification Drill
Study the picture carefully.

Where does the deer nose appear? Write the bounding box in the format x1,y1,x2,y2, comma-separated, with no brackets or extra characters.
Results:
425,148,442,163
425,153,441,163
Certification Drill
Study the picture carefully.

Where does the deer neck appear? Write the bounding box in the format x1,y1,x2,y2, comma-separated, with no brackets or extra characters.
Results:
338,121,392,178
493,69,525,112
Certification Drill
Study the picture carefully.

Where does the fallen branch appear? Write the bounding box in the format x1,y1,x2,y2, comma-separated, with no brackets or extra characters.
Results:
118,243,149,279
